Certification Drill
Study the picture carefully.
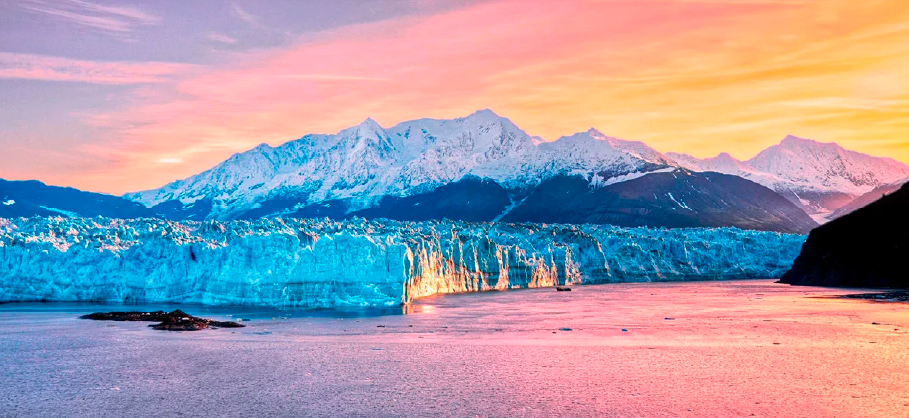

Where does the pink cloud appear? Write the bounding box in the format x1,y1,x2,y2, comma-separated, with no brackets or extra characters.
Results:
19,0,160,35
87,0,764,188
73,0,909,194
0,52,194,84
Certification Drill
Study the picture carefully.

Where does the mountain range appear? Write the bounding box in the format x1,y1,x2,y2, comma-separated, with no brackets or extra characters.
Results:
126,110,678,220
3,109,906,234
668,137,909,222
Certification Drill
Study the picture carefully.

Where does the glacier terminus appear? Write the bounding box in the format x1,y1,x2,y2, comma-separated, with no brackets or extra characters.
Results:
0,217,805,308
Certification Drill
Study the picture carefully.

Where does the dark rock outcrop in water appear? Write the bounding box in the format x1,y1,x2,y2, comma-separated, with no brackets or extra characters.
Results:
839,291,909,302
80,310,245,331
781,182,909,288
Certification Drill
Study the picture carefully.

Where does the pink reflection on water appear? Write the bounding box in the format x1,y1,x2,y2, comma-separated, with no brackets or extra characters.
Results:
2,280,908,417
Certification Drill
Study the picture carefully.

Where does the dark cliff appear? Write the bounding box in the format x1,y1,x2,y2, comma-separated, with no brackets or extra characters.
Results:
780,182,909,288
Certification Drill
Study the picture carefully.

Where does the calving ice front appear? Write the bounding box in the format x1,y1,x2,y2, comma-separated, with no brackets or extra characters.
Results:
0,217,804,308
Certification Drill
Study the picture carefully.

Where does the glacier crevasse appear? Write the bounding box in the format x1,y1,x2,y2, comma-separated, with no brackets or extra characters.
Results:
0,217,806,308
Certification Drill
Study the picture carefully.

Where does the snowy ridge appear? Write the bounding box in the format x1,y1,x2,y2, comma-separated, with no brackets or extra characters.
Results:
667,135,909,221
125,110,674,220
123,110,908,223
668,135,909,197
749,135,909,195
0,217,805,308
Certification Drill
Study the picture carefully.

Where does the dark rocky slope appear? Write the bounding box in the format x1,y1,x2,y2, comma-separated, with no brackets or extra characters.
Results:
780,182,909,287
351,177,510,222
501,171,817,234
136,171,816,233
0,179,158,219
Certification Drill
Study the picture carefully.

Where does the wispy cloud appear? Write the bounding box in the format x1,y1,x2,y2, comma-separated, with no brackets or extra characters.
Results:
231,3,261,28
19,0,159,36
206,32,238,44
0,52,193,84
278,74,388,81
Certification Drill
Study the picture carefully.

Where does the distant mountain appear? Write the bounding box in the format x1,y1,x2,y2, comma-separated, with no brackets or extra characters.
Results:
127,110,538,219
0,179,158,219
780,181,909,288
126,110,677,221
122,110,903,233
667,136,909,223
827,176,908,220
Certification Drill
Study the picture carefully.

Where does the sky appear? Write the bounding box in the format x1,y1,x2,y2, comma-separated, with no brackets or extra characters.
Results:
1,0,909,195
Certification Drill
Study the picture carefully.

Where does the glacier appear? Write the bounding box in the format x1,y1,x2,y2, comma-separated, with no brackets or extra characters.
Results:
0,217,806,309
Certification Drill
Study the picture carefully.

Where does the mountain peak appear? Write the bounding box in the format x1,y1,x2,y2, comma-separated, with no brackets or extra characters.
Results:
252,143,272,152
358,117,383,129
463,108,509,124
779,135,839,150
742,134,909,197
471,108,498,117
782,134,809,142
555,129,605,144
337,117,387,140
714,152,738,162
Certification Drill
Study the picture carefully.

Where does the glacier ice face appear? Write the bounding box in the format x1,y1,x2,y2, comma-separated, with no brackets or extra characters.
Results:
0,217,806,309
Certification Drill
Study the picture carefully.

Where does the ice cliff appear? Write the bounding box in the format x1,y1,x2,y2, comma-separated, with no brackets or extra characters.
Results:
0,217,806,308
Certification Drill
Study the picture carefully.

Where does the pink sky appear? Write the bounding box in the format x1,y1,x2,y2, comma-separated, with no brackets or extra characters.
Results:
3,0,909,194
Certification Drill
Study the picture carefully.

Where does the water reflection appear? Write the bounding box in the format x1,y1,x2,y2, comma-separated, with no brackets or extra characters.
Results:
3,280,909,417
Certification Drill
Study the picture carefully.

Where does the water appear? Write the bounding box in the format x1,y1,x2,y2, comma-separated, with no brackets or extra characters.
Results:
1,280,907,417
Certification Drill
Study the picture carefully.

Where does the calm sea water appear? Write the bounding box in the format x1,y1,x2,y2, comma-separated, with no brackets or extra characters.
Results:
1,280,907,417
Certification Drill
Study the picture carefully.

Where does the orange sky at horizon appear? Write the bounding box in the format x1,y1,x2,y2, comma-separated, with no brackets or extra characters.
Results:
7,0,909,194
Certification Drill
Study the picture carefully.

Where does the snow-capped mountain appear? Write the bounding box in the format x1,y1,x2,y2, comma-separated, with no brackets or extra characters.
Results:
750,135,909,195
667,135,909,222
124,110,904,232
527,128,675,183
126,110,675,220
